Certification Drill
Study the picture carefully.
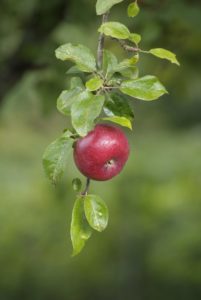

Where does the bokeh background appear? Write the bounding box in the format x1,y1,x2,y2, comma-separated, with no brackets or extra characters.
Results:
1,0,201,299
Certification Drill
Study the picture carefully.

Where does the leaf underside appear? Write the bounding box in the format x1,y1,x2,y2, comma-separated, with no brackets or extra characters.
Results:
43,131,74,184
102,116,132,130
96,0,124,15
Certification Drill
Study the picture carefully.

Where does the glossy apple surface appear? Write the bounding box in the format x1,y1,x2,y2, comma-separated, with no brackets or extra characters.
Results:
73,124,130,181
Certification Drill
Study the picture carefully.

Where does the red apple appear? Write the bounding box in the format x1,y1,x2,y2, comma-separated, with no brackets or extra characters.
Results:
73,124,130,181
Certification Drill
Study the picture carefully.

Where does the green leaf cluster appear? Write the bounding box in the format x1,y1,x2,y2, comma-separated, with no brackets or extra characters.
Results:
71,194,108,256
52,11,179,140
98,21,142,46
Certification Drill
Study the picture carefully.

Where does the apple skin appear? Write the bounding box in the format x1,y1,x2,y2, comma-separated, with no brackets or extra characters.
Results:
73,124,130,181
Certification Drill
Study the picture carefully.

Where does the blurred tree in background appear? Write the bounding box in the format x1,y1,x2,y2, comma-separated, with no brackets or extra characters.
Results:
0,1,201,299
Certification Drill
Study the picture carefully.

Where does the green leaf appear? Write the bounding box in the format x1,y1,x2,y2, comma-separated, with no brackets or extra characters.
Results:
118,65,139,79
71,92,105,136
57,87,83,116
114,57,139,79
106,74,123,87
127,55,139,65
70,77,84,89
148,48,180,66
103,50,118,78
115,56,139,72
55,43,96,72
86,76,104,91
84,195,109,232
104,93,134,120
43,131,74,184
71,196,92,256
66,66,83,75
57,77,84,116
72,178,82,192
96,0,124,15
102,116,132,130
128,1,140,18
129,33,141,44
121,67,139,79
120,75,168,101
98,22,130,40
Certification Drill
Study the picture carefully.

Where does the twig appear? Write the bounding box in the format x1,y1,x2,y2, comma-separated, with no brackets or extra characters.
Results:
104,86,120,90
97,11,109,69
115,38,140,52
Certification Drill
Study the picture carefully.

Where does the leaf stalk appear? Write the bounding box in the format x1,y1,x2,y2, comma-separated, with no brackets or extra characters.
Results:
81,177,91,196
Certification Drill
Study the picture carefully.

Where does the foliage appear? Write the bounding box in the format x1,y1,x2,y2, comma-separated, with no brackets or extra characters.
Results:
42,0,179,255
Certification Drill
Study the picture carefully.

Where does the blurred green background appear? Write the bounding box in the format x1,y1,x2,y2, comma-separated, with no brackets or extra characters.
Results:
1,0,201,299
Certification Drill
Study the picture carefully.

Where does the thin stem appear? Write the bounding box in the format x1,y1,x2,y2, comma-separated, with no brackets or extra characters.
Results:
115,38,140,53
81,177,90,196
104,86,120,90
97,11,109,70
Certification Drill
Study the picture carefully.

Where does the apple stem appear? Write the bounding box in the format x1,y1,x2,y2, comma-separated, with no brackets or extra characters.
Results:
82,177,90,196
97,11,109,70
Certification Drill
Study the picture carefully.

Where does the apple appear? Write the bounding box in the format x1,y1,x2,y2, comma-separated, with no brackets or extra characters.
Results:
73,124,130,181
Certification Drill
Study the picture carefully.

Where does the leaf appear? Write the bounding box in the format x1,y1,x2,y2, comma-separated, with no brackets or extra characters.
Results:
149,48,180,66
70,77,84,89
71,92,105,136
72,178,82,192
115,56,139,72
106,74,123,87
55,43,96,72
114,57,139,79
96,0,124,15
71,196,92,256
121,67,139,79
120,75,168,101
66,66,83,75
127,55,139,65
86,76,104,91
84,195,109,232
103,50,118,78
102,116,132,130
98,22,130,40
128,1,140,18
43,131,74,184
129,33,141,44
118,65,139,79
104,93,134,120
57,87,83,116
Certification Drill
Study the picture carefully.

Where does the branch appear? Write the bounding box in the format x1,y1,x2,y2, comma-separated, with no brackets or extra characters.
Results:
97,12,109,69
